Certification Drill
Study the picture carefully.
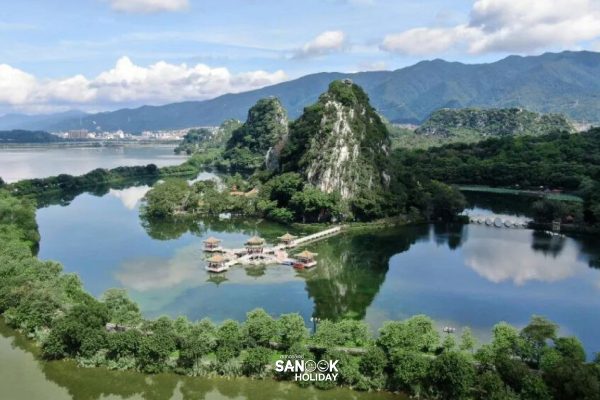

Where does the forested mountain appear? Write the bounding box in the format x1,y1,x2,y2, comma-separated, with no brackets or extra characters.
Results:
415,108,574,138
0,110,87,131
32,51,600,133
0,130,62,143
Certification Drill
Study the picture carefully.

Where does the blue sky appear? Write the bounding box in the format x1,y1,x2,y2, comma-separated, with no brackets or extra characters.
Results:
1,0,600,114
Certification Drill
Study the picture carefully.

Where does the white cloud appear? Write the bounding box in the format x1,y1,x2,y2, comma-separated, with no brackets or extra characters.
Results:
381,0,600,55
381,26,475,55
108,0,189,13
295,30,347,58
0,56,287,113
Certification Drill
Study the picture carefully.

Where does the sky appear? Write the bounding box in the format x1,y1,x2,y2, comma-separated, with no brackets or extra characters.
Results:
1,0,600,114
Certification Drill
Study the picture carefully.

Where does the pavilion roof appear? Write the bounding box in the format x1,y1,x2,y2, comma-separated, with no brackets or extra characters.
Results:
207,254,225,263
245,236,265,245
278,233,297,241
296,250,317,259
203,237,221,244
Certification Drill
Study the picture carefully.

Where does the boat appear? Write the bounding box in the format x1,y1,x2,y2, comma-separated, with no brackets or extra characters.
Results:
493,217,503,228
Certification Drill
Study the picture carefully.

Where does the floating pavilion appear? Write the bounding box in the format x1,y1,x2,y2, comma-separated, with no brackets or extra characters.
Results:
293,250,318,269
206,254,228,273
245,236,266,254
203,237,222,252
277,232,297,247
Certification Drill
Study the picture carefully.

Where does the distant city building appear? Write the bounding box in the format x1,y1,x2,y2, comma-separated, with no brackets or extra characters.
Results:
66,129,91,139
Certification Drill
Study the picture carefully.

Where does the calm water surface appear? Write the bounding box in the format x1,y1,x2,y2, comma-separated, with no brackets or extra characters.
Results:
0,145,185,182
36,188,600,357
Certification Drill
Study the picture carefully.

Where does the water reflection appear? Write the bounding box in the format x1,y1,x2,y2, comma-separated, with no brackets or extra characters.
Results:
304,227,428,320
109,186,151,210
462,229,588,285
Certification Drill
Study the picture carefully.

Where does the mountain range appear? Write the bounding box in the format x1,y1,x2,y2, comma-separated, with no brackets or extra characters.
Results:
2,51,600,133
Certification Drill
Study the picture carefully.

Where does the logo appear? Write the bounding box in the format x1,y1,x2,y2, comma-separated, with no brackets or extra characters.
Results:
274,354,339,382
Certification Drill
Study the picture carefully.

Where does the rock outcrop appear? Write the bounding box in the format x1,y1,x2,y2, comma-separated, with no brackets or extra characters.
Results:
280,80,391,200
223,97,288,172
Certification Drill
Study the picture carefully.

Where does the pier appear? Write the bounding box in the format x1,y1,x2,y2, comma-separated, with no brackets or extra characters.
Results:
204,226,343,273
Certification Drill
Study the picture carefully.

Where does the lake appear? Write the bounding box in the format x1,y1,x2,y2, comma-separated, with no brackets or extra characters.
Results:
0,145,185,183
35,187,600,357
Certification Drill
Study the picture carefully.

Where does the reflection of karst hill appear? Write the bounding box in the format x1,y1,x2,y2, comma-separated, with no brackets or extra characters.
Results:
303,226,429,320
141,215,296,243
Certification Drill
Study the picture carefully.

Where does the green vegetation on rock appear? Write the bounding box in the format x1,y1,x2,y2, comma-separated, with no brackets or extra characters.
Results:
416,108,574,139
222,98,288,172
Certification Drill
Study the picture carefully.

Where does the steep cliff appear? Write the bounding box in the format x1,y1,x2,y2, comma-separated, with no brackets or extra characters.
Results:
223,97,288,171
280,80,391,201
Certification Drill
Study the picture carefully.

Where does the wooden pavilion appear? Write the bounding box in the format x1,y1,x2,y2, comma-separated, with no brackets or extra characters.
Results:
203,237,222,252
293,250,318,269
245,236,265,254
277,232,297,247
206,254,228,273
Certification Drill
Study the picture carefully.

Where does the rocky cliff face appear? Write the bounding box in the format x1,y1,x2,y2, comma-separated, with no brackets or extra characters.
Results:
416,108,575,138
224,97,288,171
280,80,391,200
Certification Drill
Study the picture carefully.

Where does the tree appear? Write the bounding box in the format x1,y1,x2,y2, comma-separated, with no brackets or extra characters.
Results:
241,347,272,377
520,316,558,365
426,351,475,400
276,313,308,349
389,350,430,396
378,315,440,354
544,360,600,400
142,179,190,218
138,330,177,374
106,329,142,360
460,327,477,353
312,319,370,348
262,172,304,206
358,346,387,389
474,371,519,400
42,301,110,359
491,322,523,358
101,288,142,326
243,308,277,347
289,186,340,223
216,320,244,362
554,336,586,362
425,180,466,221
178,322,217,371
